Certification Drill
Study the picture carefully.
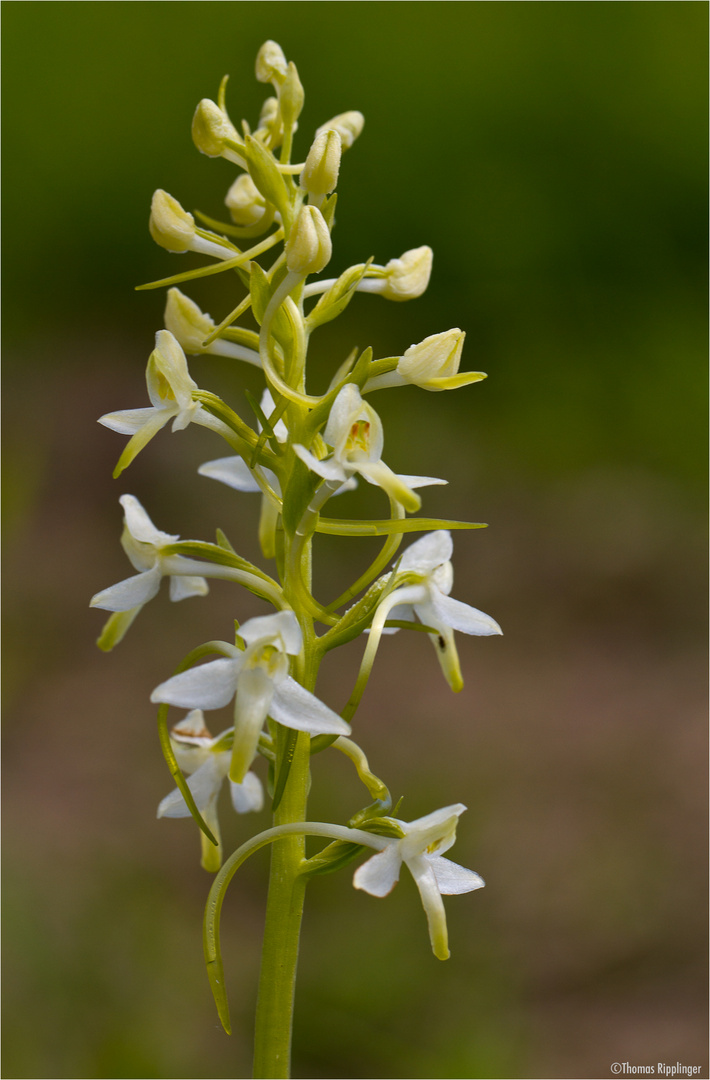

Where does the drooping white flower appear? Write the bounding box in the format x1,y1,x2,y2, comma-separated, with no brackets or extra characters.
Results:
150,611,350,783
98,330,221,476
157,710,263,871
90,495,208,616
377,531,502,691
294,383,446,514
353,803,484,960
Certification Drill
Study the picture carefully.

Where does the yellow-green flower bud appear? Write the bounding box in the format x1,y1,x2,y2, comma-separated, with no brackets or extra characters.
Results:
255,40,288,84
164,288,215,353
375,246,433,301
149,190,195,252
279,62,304,127
192,99,241,158
300,129,342,197
285,205,332,275
225,174,267,226
256,96,283,148
316,110,364,150
398,330,465,386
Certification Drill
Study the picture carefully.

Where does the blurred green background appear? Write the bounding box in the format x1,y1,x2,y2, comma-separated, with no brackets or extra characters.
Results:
2,3,707,1078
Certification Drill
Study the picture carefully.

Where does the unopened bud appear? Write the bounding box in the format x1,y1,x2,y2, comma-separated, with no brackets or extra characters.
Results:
300,129,342,196
192,99,239,157
164,288,215,353
225,174,267,226
316,110,364,150
285,205,332,275
378,246,433,301
256,96,283,147
398,330,464,384
149,190,195,252
255,40,288,84
279,62,304,127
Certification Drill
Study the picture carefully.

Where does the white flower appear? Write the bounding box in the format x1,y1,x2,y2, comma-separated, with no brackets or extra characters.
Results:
98,330,220,476
353,803,484,960
90,495,208,614
157,710,263,871
379,531,502,691
294,383,446,514
150,611,350,783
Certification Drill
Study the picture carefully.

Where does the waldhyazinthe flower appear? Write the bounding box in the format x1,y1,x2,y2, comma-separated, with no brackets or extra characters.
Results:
164,288,262,365
98,330,221,476
374,531,502,691
359,246,433,301
353,803,484,960
158,710,263,870
90,495,208,615
149,190,238,259
294,383,445,514
365,329,487,393
151,611,350,783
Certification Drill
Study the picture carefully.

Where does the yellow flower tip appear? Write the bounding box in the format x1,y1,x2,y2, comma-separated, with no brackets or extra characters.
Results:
149,190,195,252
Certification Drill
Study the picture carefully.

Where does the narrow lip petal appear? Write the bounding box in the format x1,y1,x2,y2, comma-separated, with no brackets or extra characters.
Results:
231,667,275,782
90,565,162,612
150,656,241,710
352,843,402,897
357,461,421,513
405,854,450,960
398,531,453,573
428,855,485,895
120,494,178,546
428,591,503,636
270,676,351,735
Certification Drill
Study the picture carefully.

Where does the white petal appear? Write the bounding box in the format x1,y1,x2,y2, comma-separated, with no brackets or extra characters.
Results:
323,383,362,446
397,474,448,488
230,771,264,813
119,494,178,546
231,667,275,782
157,754,227,817
98,407,159,435
238,610,302,654
151,657,240,710
198,456,262,492
270,677,351,735
352,843,402,897
399,531,453,573
294,444,348,483
90,565,162,612
169,575,209,601
429,591,503,636
429,856,485,895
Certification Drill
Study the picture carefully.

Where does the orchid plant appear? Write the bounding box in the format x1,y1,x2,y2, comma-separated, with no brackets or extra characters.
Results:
92,40,501,1080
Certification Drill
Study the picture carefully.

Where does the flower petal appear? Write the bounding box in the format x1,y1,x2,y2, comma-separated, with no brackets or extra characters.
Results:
238,610,302,654
294,444,348,483
270,677,351,735
169,574,209,601
98,407,159,435
198,456,262,493
231,667,274,783
120,494,178,546
399,531,453,574
230,771,264,813
151,657,240,710
405,853,450,960
429,591,503,636
157,754,227,818
90,565,162,612
352,843,402,897
429,855,485,895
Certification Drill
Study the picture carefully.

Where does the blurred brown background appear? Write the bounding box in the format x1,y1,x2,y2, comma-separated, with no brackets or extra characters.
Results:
2,3,707,1078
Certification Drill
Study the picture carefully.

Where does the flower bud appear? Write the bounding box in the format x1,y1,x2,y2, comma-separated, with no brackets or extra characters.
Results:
225,174,267,226
285,205,332,275
256,96,283,147
316,110,364,150
192,99,241,158
397,330,465,385
149,190,195,252
300,129,342,196
255,40,288,84
279,62,304,127
164,288,215,353
378,246,433,301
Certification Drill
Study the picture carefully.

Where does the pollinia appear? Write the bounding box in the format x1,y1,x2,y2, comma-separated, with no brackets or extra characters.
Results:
91,40,502,1080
